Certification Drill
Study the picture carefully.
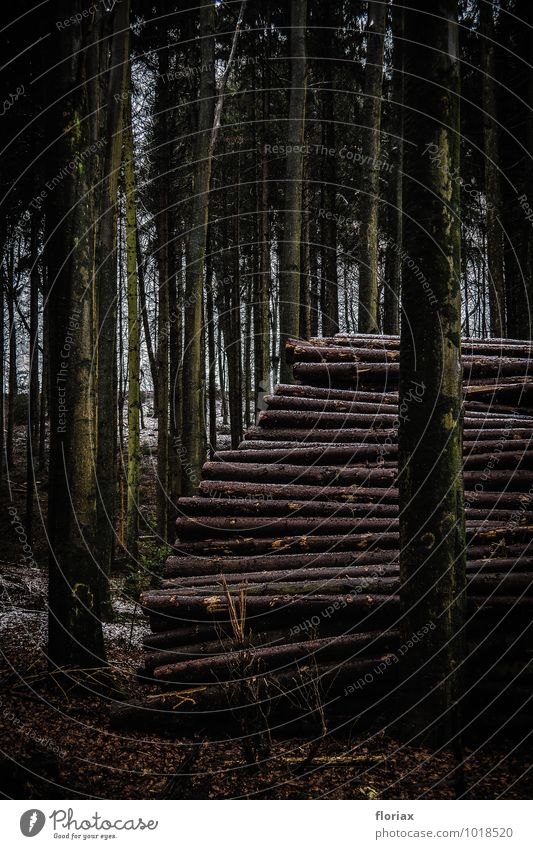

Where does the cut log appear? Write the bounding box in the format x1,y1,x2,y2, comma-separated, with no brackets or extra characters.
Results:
161,558,533,590
176,496,400,518
151,631,399,683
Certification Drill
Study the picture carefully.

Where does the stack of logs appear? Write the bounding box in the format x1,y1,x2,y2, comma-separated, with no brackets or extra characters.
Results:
130,335,533,735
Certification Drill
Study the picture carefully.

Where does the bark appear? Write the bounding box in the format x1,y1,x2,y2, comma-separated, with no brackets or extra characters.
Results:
5,250,16,471
154,42,173,537
319,6,339,337
398,0,466,745
123,82,141,558
279,0,307,384
26,213,41,538
137,241,158,414
206,257,217,454
480,0,506,337
181,3,215,493
382,0,404,335
0,268,4,482
46,2,107,669
95,0,130,598
357,0,387,333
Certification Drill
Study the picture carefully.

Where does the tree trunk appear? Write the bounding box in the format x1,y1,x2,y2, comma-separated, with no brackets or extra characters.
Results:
123,83,141,559
182,3,215,494
46,3,107,670
398,0,466,745
279,0,307,384
382,0,403,335
137,240,158,415
0,267,4,483
95,0,130,602
155,45,171,535
256,137,272,415
26,212,41,537
357,0,387,333
480,0,505,337
6,250,16,473
319,6,339,337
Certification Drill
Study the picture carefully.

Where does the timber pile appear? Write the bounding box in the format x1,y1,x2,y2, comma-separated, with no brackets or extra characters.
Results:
124,335,533,735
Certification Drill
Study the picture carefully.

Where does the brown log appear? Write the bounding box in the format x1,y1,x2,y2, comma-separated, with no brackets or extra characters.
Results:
176,496,400,518
292,360,531,386
266,394,398,413
258,407,530,431
151,631,399,683
143,591,398,623
287,340,533,371
161,558,533,591
215,445,397,465
201,460,398,486
199,479,397,502
216,441,532,466
293,361,399,385
164,548,400,577
266,392,533,423
198,479,533,505
164,543,529,578
144,591,533,631
243,426,532,444
286,342,401,364
275,383,398,403
201,461,533,491
175,515,399,540
315,333,532,355
157,572,533,603
276,380,533,412
171,531,401,556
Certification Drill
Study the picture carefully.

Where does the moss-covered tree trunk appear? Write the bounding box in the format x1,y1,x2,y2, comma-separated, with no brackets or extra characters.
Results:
357,0,387,334
46,2,107,670
95,0,130,596
480,0,505,338
398,0,466,747
123,83,141,559
154,45,171,534
181,2,215,494
279,0,307,384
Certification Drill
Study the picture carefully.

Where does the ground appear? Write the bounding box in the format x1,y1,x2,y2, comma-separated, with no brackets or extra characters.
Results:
1,417,531,800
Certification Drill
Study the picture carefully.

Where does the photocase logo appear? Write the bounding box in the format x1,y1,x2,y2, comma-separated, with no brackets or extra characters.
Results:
20,810,46,837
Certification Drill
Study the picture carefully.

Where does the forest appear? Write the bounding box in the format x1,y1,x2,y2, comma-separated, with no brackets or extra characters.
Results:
0,0,532,802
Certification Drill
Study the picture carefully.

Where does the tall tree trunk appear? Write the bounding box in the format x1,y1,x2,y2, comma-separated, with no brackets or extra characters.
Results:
168,241,182,541
46,3,107,670
319,7,339,337
255,136,272,418
39,267,49,471
206,255,217,455
398,0,466,745
480,0,505,338
155,45,171,535
137,240,158,414
123,83,141,559
182,3,215,493
26,212,40,537
382,0,403,335
6,252,16,474
357,0,387,333
95,0,130,603
279,0,307,384
0,268,4,483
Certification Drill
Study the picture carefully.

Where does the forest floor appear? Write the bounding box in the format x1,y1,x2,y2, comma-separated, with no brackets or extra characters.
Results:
1,418,532,800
